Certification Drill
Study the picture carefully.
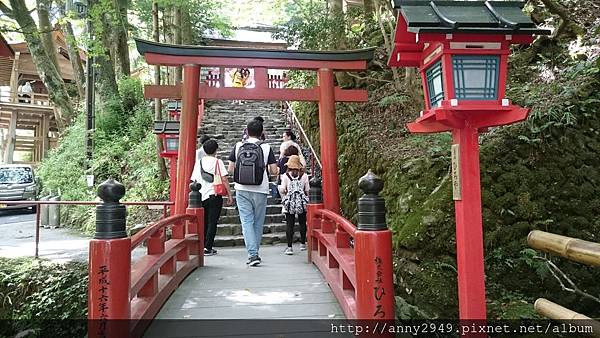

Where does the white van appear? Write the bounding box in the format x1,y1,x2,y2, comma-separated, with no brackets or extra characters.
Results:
0,164,38,212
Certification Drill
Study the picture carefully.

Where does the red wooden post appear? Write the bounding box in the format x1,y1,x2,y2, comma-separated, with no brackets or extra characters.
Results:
354,171,395,321
453,126,487,320
88,179,130,338
168,157,177,216
174,65,200,220
317,68,341,213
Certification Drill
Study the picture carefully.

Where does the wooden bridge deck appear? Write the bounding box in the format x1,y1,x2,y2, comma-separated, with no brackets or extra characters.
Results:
144,244,344,337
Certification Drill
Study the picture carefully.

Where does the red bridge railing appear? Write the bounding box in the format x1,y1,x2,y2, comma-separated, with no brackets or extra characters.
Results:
88,180,204,338
307,170,395,320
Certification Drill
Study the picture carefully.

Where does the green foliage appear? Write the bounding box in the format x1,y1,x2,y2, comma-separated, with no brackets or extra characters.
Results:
378,94,410,108
285,0,600,320
37,76,168,233
133,0,232,43
0,258,87,336
274,2,367,50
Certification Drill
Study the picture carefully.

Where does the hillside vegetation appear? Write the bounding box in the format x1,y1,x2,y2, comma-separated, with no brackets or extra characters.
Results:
279,0,600,319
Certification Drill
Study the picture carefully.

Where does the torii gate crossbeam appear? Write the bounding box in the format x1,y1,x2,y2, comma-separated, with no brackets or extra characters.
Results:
135,38,375,219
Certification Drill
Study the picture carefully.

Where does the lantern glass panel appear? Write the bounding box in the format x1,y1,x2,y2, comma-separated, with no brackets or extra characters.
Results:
165,137,179,152
452,55,499,100
425,61,444,108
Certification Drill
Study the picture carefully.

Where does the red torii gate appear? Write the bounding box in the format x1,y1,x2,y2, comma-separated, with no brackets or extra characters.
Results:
87,40,396,336
135,38,374,217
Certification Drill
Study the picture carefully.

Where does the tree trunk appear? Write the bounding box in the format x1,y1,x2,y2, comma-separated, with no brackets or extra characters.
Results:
153,1,167,180
181,9,193,44
112,0,130,77
375,1,401,90
173,6,182,83
89,0,122,107
6,0,71,128
364,0,374,22
36,0,59,70
328,0,352,87
59,6,85,98
163,6,173,85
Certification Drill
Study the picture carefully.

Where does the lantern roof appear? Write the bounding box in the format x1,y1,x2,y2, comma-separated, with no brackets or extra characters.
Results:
153,120,205,136
393,0,549,35
153,120,180,135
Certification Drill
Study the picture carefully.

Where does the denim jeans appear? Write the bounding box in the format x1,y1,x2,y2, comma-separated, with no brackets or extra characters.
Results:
236,190,268,258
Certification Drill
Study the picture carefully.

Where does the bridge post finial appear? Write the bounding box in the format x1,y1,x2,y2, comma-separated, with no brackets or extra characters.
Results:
188,181,202,209
95,178,127,239
358,169,386,230
89,178,131,333
309,177,323,204
355,169,394,320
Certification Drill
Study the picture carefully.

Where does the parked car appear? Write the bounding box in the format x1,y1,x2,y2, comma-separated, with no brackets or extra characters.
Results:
0,164,38,212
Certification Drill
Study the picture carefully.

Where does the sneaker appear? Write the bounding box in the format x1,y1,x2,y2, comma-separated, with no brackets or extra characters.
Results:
284,247,293,255
248,256,261,266
204,248,217,256
300,244,306,251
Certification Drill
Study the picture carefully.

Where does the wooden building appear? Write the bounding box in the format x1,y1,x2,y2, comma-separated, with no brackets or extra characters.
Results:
0,31,82,164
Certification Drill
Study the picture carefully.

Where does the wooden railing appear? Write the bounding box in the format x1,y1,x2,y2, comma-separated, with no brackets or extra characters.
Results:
309,207,359,317
306,171,395,320
0,91,52,107
87,179,204,338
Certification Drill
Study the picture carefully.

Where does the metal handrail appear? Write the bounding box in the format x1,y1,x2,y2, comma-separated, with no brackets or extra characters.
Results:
284,101,322,169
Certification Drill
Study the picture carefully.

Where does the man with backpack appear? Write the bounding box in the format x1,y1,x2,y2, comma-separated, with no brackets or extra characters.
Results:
228,119,279,266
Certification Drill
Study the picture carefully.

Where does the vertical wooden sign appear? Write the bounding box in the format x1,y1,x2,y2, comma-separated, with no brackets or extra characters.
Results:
451,144,462,200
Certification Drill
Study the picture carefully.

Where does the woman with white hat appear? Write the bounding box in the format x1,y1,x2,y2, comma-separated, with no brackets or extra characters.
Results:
278,155,309,255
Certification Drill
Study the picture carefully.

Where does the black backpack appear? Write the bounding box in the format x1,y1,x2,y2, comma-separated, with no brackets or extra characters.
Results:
234,142,265,185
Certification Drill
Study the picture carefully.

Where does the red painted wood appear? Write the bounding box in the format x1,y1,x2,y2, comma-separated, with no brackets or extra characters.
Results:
442,53,455,100
317,69,341,213
130,214,194,249
307,203,324,264
168,159,177,216
311,251,357,318
131,236,194,297
254,67,268,89
174,65,200,216
453,126,487,321
186,207,205,267
497,54,509,98
130,256,200,337
144,52,368,70
470,107,529,128
415,33,535,44
355,230,395,320
88,238,131,338
144,84,368,102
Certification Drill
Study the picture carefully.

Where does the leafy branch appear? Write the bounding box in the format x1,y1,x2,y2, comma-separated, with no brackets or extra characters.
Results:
534,256,600,305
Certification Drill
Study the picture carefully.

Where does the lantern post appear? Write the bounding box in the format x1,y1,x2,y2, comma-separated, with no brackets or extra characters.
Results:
388,0,549,325
153,120,181,216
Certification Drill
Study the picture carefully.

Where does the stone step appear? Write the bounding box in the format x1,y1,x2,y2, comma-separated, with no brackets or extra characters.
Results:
213,232,300,247
216,222,288,236
219,213,285,225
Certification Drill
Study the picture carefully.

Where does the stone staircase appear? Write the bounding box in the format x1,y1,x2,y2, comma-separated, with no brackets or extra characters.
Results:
198,100,296,247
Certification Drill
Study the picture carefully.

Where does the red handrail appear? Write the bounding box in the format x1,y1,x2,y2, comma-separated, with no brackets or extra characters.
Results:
130,214,194,250
0,200,173,206
315,208,356,236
